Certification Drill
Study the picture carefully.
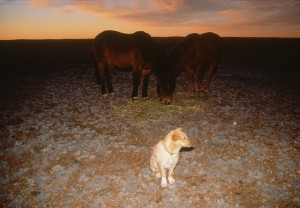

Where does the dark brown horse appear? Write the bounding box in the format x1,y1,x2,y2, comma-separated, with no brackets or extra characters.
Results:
170,32,222,94
92,30,173,104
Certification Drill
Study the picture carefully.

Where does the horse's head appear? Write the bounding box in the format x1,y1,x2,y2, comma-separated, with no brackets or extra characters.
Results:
168,44,183,94
155,57,175,105
148,40,175,104
157,82,173,105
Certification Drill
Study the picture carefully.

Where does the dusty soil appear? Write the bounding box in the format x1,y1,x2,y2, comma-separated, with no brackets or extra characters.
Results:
0,38,300,207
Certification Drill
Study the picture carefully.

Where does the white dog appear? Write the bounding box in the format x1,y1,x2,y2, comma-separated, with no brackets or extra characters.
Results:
150,128,193,187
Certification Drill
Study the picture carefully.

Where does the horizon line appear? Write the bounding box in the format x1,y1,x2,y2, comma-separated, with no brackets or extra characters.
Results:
1,36,300,41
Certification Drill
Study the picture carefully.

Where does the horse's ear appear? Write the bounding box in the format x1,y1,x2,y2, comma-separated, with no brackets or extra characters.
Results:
175,127,182,132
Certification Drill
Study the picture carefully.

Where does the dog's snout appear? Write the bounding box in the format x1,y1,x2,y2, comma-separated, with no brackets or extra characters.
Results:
185,138,193,147
188,140,193,147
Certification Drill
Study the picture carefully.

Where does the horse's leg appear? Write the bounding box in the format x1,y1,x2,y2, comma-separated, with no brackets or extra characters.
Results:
141,68,151,99
95,61,101,85
185,65,195,93
170,67,181,92
197,65,205,94
132,69,141,100
204,62,216,92
105,63,114,94
96,61,107,96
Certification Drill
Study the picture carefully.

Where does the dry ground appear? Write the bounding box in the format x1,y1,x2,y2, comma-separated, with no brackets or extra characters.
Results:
0,38,299,207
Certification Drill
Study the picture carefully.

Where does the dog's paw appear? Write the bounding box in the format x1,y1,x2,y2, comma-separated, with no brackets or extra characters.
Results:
161,177,168,188
168,177,175,184
155,172,161,178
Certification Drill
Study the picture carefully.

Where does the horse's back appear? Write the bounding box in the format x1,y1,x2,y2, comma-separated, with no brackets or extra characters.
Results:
94,30,151,47
186,32,221,63
199,32,222,63
93,30,156,57
199,32,221,43
171,33,202,66
170,32,222,70
199,32,221,51
93,30,133,55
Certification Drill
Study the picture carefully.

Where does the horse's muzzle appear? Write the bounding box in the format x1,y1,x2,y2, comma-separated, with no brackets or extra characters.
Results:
160,96,172,105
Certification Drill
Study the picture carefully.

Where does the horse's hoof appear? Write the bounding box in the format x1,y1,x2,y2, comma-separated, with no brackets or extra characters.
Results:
188,90,196,95
109,92,115,96
102,93,109,97
141,96,149,100
132,96,140,101
198,93,204,98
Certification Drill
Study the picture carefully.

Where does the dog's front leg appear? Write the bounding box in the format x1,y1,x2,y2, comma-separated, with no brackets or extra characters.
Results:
157,162,167,187
168,164,177,185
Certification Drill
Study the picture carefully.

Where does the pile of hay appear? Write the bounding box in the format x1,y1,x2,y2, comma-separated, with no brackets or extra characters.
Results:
112,94,207,126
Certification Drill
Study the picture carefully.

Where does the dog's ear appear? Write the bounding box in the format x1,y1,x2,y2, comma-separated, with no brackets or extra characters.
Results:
172,131,181,141
175,128,182,132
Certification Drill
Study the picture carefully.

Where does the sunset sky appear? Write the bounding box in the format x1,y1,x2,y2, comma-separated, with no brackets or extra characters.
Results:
1,0,300,40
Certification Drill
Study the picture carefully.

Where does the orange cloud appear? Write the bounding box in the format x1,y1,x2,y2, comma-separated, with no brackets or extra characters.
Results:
26,0,300,37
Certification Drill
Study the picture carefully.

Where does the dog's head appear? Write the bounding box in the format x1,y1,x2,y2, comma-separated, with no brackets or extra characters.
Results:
171,128,193,148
